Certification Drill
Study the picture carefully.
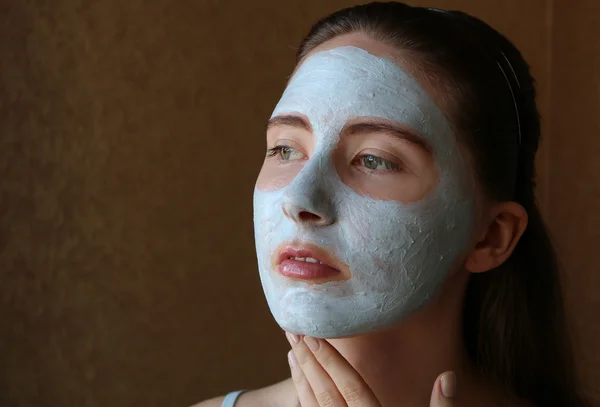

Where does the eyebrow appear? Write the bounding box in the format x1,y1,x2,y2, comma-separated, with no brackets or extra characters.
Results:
266,115,312,132
266,116,431,152
342,122,432,152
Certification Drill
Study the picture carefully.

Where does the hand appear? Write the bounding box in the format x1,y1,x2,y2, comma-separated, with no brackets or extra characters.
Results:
286,332,457,407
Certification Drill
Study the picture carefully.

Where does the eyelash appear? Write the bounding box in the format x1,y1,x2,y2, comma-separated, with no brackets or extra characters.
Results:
266,146,300,159
353,155,402,173
266,146,283,158
266,146,403,173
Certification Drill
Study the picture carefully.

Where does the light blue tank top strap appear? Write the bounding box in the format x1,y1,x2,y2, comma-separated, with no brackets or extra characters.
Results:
221,390,247,407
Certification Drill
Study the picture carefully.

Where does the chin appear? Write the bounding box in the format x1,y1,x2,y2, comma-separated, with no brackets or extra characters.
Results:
272,307,412,339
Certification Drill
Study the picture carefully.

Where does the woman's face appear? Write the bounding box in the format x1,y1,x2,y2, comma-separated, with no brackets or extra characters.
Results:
253,33,476,338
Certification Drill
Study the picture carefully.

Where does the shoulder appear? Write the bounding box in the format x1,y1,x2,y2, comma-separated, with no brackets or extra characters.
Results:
189,378,295,407
189,395,225,407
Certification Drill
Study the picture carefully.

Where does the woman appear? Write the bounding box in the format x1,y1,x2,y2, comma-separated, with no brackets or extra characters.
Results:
197,2,587,407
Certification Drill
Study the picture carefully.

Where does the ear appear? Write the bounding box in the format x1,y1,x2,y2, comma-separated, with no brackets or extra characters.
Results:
465,201,528,273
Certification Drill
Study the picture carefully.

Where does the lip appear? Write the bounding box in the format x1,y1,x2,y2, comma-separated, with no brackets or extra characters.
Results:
273,242,350,283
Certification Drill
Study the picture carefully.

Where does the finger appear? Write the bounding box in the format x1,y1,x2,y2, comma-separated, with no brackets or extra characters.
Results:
288,349,319,407
429,371,456,407
303,336,381,407
286,332,347,407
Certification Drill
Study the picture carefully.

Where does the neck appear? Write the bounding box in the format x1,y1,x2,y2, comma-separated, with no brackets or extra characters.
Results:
324,271,491,407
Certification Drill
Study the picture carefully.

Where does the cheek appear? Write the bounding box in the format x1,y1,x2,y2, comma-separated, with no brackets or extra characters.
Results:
336,168,439,204
255,160,302,192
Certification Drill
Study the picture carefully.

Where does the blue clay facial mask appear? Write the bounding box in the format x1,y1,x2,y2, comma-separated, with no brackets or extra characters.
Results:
253,46,475,338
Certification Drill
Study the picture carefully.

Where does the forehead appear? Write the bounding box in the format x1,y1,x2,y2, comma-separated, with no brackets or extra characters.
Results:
271,46,452,150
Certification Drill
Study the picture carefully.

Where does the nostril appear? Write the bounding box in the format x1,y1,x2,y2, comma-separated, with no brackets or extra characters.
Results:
298,211,323,223
282,201,333,225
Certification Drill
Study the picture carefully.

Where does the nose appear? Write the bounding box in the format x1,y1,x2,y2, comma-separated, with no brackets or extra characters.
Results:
282,202,333,226
281,151,338,226
281,186,336,227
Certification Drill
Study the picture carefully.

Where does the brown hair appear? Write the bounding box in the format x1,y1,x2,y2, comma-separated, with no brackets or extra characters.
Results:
297,3,587,406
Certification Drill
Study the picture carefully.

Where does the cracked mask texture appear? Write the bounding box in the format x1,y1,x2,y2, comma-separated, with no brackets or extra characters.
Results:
253,46,475,338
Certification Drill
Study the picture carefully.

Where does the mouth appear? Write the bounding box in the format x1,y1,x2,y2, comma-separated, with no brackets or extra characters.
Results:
273,242,349,283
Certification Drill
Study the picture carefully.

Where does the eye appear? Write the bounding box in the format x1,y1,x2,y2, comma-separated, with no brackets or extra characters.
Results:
266,146,305,161
358,154,400,172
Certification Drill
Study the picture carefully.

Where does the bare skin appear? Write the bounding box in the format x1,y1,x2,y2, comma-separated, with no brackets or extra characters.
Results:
193,32,528,407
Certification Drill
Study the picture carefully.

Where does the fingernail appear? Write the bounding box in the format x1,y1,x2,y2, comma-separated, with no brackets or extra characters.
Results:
441,371,456,398
287,350,297,368
286,332,300,345
304,336,320,352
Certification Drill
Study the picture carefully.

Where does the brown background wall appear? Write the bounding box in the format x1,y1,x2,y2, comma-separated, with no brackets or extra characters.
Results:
0,1,597,406
547,0,600,402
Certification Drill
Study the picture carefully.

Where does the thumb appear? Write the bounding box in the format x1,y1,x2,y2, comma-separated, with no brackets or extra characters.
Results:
430,371,456,407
